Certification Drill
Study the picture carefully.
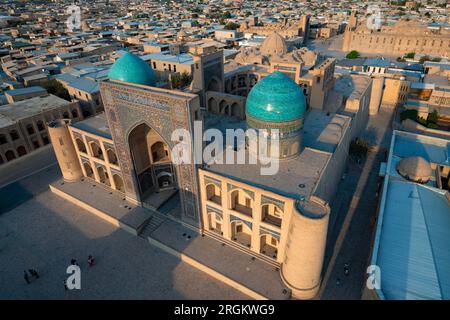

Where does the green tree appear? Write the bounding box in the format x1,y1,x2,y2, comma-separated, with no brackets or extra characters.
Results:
427,110,439,125
346,50,360,59
419,55,431,64
400,109,418,121
349,138,372,160
171,73,182,89
221,11,231,19
181,71,193,87
171,72,193,89
41,79,70,101
224,22,240,30
404,52,415,59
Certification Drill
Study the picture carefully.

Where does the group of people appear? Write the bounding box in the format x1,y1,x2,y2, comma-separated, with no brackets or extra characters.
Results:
335,262,351,286
24,255,96,289
23,269,39,284
70,255,95,268
63,255,96,291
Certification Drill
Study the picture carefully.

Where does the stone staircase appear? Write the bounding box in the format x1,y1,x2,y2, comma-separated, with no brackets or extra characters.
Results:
138,213,167,239
203,230,280,268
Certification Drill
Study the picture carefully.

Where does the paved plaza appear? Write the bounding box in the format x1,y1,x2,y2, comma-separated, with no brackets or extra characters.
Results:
0,166,249,299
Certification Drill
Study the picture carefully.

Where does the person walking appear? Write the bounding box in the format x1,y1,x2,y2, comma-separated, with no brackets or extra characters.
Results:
344,263,350,276
24,270,30,284
70,258,79,266
29,269,40,279
63,279,68,291
87,255,95,267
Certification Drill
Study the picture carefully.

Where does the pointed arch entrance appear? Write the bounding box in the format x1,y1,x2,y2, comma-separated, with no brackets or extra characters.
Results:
128,122,176,202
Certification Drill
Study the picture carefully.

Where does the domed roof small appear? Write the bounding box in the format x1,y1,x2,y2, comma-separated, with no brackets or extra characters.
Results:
108,52,156,86
396,156,432,183
246,71,306,122
260,32,288,56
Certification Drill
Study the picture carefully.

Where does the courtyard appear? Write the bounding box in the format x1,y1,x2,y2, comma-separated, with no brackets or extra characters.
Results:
0,165,249,299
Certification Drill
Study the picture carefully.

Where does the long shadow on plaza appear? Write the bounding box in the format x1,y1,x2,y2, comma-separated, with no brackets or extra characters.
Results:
0,192,234,299
0,165,60,216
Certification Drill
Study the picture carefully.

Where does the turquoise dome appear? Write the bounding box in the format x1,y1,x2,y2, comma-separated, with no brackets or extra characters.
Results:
246,71,306,122
108,52,156,86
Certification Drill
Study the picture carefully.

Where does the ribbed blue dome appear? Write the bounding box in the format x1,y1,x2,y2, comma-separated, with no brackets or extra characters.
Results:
108,52,156,86
246,71,306,122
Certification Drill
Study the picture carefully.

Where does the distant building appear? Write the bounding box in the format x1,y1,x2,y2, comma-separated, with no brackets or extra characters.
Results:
343,19,450,58
239,15,310,45
0,95,82,165
4,86,47,103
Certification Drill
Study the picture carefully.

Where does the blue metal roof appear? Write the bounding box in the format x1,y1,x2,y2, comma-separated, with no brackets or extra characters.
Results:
372,131,450,300
393,134,449,165
108,52,156,86
5,86,46,96
377,180,450,299
364,58,390,68
140,52,194,65
68,78,99,94
246,71,306,122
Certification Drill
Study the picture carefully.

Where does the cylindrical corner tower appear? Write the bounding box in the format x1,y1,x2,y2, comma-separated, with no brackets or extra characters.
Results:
281,197,330,299
48,119,83,182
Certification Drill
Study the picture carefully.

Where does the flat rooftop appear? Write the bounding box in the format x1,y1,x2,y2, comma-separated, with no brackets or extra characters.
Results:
303,110,350,153
4,86,47,96
71,112,111,139
334,74,372,100
0,94,70,128
204,110,351,213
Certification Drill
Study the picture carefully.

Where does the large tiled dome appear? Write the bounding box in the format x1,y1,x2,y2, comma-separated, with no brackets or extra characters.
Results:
108,52,156,86
246,71,306,122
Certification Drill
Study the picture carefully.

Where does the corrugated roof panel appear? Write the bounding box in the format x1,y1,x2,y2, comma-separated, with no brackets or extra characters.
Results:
377,180,450,300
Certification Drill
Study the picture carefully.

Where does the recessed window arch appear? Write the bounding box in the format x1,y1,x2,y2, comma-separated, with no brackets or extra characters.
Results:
75,138,87,153
106,148,118,165
10,130,19,141
26,124,35,135
71,109,79,118
113,174,125,192
17,146,27,157
83,162,94,178
37,120,45,131
0,134,7,145
5,150,16,161
206,183,221,205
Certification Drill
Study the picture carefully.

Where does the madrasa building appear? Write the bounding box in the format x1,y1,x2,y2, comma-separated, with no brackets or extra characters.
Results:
48,46,366,299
